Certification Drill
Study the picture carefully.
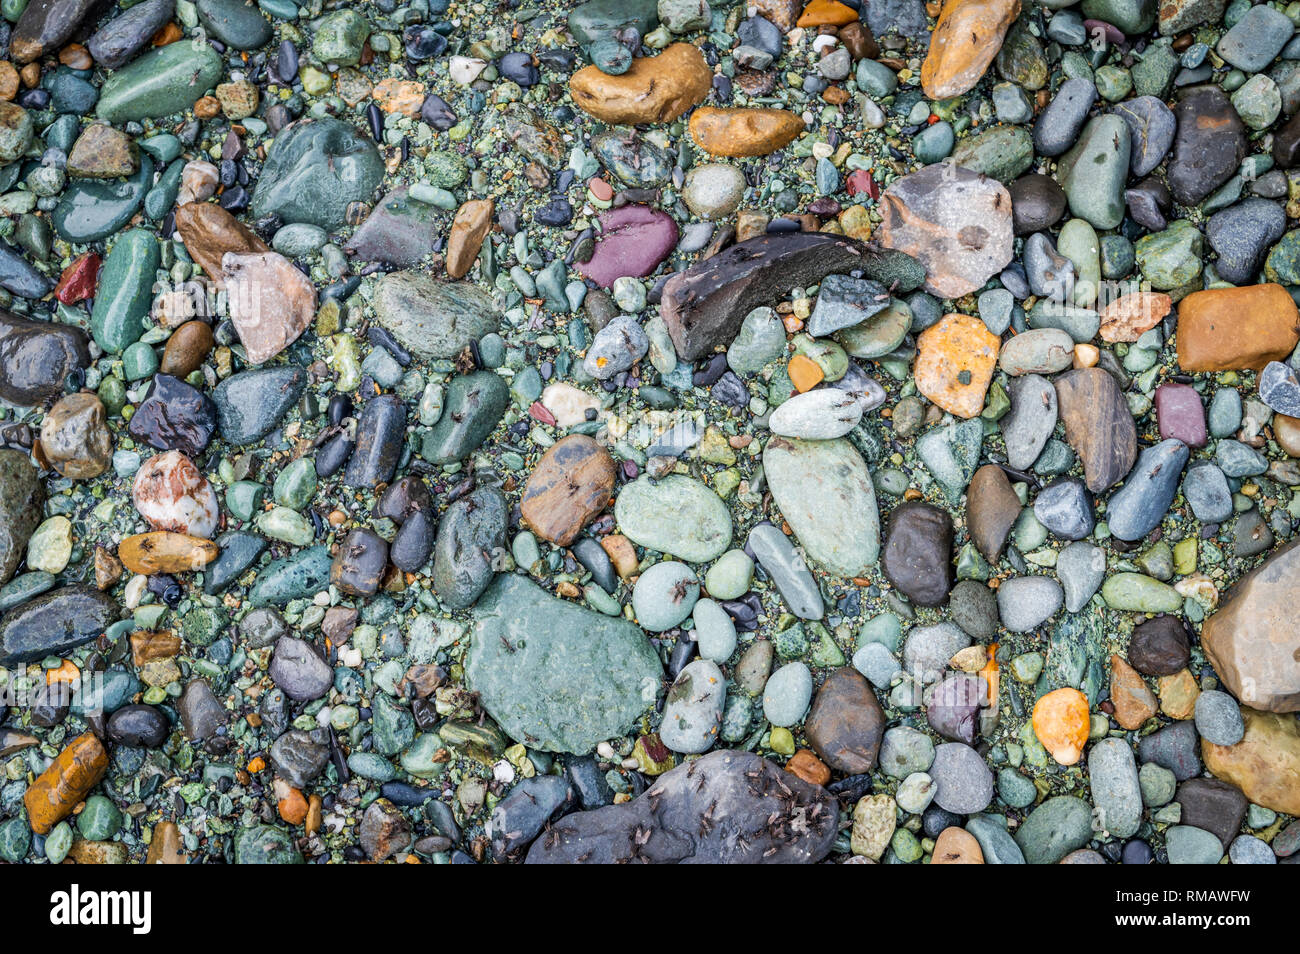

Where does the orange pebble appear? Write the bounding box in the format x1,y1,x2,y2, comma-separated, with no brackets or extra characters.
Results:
45,660,80,685
1032,687,1090,765
786,749,831,786
276,783,308,826
787,354,824,393
782,313,805,334
152,21,182,46
796,0,859,27
246,756,266,773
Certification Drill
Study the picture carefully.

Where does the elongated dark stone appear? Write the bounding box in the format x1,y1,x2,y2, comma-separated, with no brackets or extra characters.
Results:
10,0,99,64
87,0,176,69
344,394,406,488
0,585,122,666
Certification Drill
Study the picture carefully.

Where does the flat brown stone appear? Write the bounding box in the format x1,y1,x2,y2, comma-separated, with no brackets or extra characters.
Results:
1276,414,1300,457
1202,706,1300,815
921,0,1021,100
159,320,214,378
966,464,1020,563
688,106,804,157
1176,283,1300,372
223,250,317,364
875,163,1014,299
445,198,493,280
569,43,711,125
804,667,885,774
23,731,107,835
40,392,112,480
67,123,139,178
1054,367,1136,493
146,820,187,863
175,201,270,288
1202,539,1300,712
1110,654,1157,730
520,435,616,546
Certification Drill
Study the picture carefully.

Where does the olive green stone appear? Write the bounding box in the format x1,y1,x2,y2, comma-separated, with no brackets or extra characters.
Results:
121,340,158,381
949,125,1033,182
273,458,317,511
312,9,370,65
90,228,159,353
97,43,224,123
1100,573,1183,613
76,795,123,841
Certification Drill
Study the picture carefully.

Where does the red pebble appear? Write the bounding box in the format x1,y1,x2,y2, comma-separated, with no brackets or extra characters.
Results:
528,401,556,426
54,252,101,305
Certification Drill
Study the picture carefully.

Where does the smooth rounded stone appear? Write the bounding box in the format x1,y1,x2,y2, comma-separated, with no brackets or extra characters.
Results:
768,388,864,440
1002,374,1057,471
1154,382,1207,448
926,672,984,744
1216,438,1268,478
727,306,786,375
1129,615,1191,677
1206,198,1286,285
569,41,709,123
329,528,389,599
1055,541,1105,613
468,574,660,754
519,436,615,547
998,327,1073,375
252,118,384,229
1259,360,1300,418
874,162,1014,299
762,662,813,727
1014,795,1093,864
0,311,90,407
371,271,498,360
1137,719,1201,781
997,576,1063,632
965,814,1025,864
196,0,271,49
903,622,970,688
268,728,330,789
420,372,508,465
879,726,935,779
233,824,302,865
1034,478,1094,540
1054,367,1137,493
0,585,121,666
615,475,732,563
997,767,1037,809
747,523,823,620
966,464,1020,564
1217,2,1294,71
1088,737,1142,839
1194,690,1245,746
1102,573,1182,613
1033,78,1097,157
1229,835,1276,866
1009,173,1067,236
805,667,886,773
1166,824,1225,864
578,205,678,290
692,599,737,662
105,704,169,748
978,288,1014,336
1113,95,1176,177
928,742,994,815
853,641,902,689
88,0,174,69
90,228,158,354
583,316,648,380
882,502,953,607
949,581,999,638
1106,439,1189,541
682,163,746,220
660,659,726,754
432,487,506,612
631,561,698,633
1056,115,1130,230
40,393,111,479
269,636,333,702
1182,460,1232,523
131,450,218,538
763,437,879,578
213,366,306,446
341,393,405,489
1139,761,1177,807
96,42,222,122
249,546,333,608
1168,85,1247,207
704,549,753,601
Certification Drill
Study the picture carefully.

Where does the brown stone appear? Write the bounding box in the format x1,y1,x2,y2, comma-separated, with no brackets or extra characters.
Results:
1158,668,1199,720
66,123,138,178
875,162,1014,299
1129,614,1190,676
119,531,218,575
1176,283,1300,372
921,0,1021,100
753,0,802,30
222,250,317,364
9,0,99,64
93,545,122,590
67,840,128,864
837,22,879,60
359,797,412,862
1202,706,1300,815
914,313,1000,418
1110,654,1157,729
23,732,108,835
445,198,493,280
0,62,16,101
570,43,711,125
1053,367,1136,493
882,501,954,606
40,392,112,479
520,435,616,546
966,464,1020,563
146,820,187,864
804,667,886,774
131,629,181,667
159,320,214,377
932,826,985,864
1202,539,1300,712
1098,291,1172,343
174,201,270,287
1275,414,1300,457
785,748,831,787
688,106,804,158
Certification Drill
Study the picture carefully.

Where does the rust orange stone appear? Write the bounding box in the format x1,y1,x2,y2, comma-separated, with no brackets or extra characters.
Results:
1032,687,1089,765
24,732,108,835
1109,653,1157,730
174,201,270,288
119,532,218,575
519,435,616,546
445,198,493,280
569,43,712,125
1098,291,1172,343
921,0,1021,100
787,354,824,392
689,106,804,158
914,313,1000,418
1176,283,1300,372
796,0,859,26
